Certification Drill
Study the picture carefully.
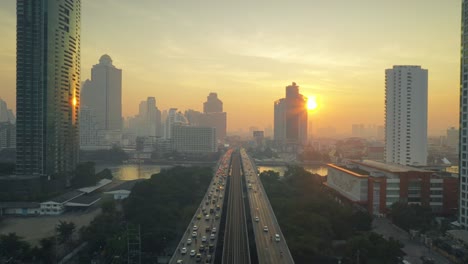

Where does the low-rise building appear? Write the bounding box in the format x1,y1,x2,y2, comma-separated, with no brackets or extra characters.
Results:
103,180,142,200
0,202,40,216
40,190,84,215
326,160,458,216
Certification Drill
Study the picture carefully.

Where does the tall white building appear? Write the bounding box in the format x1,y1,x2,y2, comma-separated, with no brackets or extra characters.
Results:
460,0,468,229
384,65,428,166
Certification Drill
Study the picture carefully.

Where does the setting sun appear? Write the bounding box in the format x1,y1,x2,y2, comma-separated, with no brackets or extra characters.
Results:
307,96,318,111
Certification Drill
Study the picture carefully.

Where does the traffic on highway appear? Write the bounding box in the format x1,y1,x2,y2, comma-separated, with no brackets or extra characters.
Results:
169,149,233,264
240,148,295,264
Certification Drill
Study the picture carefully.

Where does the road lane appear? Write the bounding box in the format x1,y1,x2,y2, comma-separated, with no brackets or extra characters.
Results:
169,149,233,264
240,148,295,264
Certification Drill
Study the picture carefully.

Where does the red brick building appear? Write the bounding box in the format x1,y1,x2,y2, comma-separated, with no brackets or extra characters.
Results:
326,160,458,216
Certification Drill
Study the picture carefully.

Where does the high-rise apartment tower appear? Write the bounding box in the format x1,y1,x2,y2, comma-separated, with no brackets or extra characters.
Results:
384,66,428,166
16,0,81,177
459,0,468,229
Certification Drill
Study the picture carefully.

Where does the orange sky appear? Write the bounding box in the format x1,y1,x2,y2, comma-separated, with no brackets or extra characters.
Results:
0,0,461,136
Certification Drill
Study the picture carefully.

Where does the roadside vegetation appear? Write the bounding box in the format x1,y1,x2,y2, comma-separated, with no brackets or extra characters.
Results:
260,166,404,264
0,166,212,263
78,166,213,263
0,221,77,263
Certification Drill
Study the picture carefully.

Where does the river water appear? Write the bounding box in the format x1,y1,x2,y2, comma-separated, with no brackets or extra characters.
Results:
98,164,328,181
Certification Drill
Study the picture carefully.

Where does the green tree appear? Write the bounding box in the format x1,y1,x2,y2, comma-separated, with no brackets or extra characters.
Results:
344,232,404,264
56,220,76,243
390,202,433,231
96,168,113,180
102,199,117,215
0,233,31,262
31,237,55,263
72,162,97,187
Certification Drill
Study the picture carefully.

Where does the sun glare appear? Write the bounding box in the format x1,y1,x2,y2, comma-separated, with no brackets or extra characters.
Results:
307,96,318,111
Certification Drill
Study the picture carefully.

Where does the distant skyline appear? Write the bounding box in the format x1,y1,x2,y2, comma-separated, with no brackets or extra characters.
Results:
0,0,461,135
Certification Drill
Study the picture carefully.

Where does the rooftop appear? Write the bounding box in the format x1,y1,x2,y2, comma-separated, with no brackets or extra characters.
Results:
46,190,84,204
105,179,143,192
78,178,112,193
66,192,102,207
353,160,432,173
0,202,40,209
327,163,368,178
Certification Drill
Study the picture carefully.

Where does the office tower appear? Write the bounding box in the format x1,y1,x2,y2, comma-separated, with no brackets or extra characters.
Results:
79,107,99,148
274,82,308,145
253,131,264,148
172,125,217,153
384,65,428,166
16,0,80,177
460,0,468,229
446,127,459,151
202,93,227,142
81,55,122,130
145,97,162,137
165,109,187,139
0,98,15,124
0,122,16,150
139,100,147,119
203,92,223,113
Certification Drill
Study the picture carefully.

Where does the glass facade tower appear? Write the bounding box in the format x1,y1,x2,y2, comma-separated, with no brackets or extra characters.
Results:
16,0,81,178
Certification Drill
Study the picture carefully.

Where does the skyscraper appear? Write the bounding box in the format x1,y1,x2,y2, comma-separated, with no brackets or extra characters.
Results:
446,127,459,152
16,0,80,177
165,108,187,139
384,66,428,166
203,93,223,113
145,97,162,138
460,0,468,230
274,82,308,146
81,55,122,130
0,98,15,123
201,93,227,142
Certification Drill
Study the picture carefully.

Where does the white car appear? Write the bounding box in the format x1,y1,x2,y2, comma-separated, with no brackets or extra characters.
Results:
275,234,280,242
177,260,183,264
190,249,196,256
202,236,207,242
255,216,259,222
193,225,198,231
187,238,192,245
212,227,217,233
210,234,215,240
180,247,187,254
263,226,268,232
192,231,198,237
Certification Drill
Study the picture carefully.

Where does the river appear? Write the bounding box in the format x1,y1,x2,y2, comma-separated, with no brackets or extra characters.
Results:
98,164,328,181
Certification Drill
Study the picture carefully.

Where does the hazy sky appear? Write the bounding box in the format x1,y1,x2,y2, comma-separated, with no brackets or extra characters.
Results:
0,0,461,135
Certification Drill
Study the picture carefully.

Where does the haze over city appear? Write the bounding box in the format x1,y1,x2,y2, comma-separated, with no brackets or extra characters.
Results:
0,0,460,135
3,0,468,263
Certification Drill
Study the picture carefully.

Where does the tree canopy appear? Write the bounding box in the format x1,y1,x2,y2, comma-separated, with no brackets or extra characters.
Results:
260,166,403,263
